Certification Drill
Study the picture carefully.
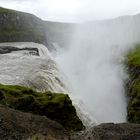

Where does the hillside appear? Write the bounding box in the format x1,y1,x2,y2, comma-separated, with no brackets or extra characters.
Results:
0,6,77,50
0,7,48,47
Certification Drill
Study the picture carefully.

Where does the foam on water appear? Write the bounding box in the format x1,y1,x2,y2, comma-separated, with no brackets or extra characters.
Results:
0,42,67,93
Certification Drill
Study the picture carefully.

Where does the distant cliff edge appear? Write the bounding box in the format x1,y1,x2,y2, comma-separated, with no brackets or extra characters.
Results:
0,7,48,47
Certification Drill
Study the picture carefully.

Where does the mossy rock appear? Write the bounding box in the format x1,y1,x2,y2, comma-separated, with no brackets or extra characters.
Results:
126,44,140,123
0,84,84,131
127,78,140,123
127,44,140,68
0,7,48,46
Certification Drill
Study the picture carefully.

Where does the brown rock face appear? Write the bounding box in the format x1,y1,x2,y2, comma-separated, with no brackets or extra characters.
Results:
0,105,69,140
0,104,140,140
71,123,140,140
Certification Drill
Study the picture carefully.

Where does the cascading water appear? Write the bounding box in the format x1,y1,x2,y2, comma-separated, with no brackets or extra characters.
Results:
0,42,68,93
0,42,94,127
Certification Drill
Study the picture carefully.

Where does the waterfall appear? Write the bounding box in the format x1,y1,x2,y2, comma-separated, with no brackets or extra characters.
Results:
1,0,140,127
0,42,95,127
0,42,68,93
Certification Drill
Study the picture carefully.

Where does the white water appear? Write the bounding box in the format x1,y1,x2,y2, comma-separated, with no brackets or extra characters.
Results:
0,42,68,93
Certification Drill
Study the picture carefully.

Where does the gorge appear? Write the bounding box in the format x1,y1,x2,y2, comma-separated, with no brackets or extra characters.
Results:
0,4,139,140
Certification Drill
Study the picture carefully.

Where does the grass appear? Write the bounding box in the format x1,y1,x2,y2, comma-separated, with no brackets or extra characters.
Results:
0,7,18,13
127,44,140,68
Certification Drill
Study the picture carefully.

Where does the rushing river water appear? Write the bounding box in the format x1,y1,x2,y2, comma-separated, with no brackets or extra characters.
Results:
0,42,68,93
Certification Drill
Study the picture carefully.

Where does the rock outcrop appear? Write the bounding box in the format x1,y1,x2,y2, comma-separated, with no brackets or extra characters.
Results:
0,84,84,131
0,105,69,140
1,106,140,140
71,123,140,140
126,44,140,123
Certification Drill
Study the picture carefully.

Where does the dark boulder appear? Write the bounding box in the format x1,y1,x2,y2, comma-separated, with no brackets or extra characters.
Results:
71,123,140,140
0,84,84,131
0,105,69,140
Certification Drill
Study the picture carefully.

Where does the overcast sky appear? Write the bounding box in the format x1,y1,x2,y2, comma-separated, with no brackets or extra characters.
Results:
0,0,140,22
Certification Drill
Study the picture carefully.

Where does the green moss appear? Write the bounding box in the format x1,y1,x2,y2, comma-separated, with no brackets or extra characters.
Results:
126,44,140,123
0,84,84,131
127,78,140,123
127,44,140,68
30,134,42,140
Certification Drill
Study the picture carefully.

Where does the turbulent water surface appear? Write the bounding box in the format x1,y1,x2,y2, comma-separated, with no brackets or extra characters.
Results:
0,42,67,93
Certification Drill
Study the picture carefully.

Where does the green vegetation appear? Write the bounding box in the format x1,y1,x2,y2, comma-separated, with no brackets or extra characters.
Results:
0,6,76,49
126,44,140,123
30,134,42,140
0,7,18,13
0,84,84,131
127,44,140,68
127,77,140,123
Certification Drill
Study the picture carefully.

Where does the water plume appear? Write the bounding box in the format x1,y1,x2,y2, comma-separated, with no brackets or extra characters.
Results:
55,16,140,123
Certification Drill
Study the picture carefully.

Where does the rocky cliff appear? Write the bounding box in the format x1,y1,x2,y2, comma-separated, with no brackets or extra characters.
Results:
71,123,140,140
0,83,83,132
0,105,69,140
126,44,140,123
1,106,139,140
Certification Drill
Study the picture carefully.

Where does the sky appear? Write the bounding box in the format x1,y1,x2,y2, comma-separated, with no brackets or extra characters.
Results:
0,0,140,22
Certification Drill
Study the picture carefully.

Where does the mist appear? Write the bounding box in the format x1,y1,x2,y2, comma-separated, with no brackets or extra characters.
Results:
55,17,140,123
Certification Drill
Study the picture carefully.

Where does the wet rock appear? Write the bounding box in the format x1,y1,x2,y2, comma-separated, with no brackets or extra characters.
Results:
0,46,39,55
0,105,69,140
71,123,140,140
